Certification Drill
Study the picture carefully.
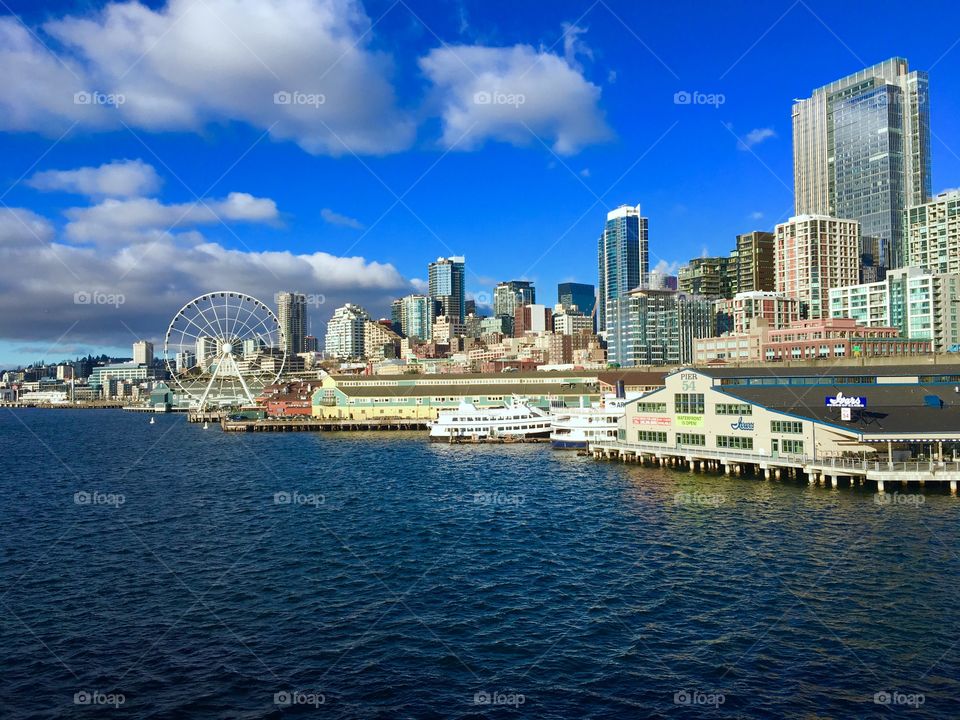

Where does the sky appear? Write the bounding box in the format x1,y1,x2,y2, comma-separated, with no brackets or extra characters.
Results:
2,0,960,367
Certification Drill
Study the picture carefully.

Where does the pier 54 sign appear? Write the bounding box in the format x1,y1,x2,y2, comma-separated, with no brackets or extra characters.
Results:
825,392,867,408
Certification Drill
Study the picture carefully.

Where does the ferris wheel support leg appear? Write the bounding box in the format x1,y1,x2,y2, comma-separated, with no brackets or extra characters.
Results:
230,353,256,405
198,356,223,410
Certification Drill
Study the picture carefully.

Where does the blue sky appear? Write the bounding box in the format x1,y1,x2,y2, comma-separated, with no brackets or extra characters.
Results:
2,0,960,367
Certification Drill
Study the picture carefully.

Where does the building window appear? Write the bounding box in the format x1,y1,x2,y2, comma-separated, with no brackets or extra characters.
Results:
781,439,804,454
638,430,667,443
635,402,668,413
770,420,803,434
677,433,706,447
715,403,752,415
716,435,754,450
675,393,705,415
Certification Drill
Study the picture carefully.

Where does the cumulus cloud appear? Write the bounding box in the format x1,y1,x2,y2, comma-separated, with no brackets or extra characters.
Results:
0,206,414,350
27,159,162,198
0,0,414,155
321,208,364,229
737,127,776,151
419,40,611,154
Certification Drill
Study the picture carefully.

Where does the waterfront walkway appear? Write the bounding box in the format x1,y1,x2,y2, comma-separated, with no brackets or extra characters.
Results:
589,440,960,492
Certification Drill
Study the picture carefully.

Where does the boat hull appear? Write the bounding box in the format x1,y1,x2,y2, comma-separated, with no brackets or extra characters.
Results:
551,438,588,449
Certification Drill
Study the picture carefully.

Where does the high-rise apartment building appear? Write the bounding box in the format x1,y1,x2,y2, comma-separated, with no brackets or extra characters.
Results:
493,281,535,335
132,340,154,366
275,292,308,355
607,289,714,367
324,304,369,359
428,256,466,322
906,191,960,275
734,231,776,293
396,294,433,342
598,204,648,332
792,57,931,269
775,215,860,319
829,266,960,353
714,291,806,334
677,256,735,298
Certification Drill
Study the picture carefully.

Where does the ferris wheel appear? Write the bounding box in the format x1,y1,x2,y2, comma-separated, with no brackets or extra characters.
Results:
164,291,285,408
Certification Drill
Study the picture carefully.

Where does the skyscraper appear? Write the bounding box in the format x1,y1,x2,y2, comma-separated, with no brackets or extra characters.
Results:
275,292,307,355
132,340,153,366
607,289,714,367
792,57,931,270
428,256,466,322
734,231,776,293
493,280,535,335
397,294,434,342
557,282,596,316
597,204,648,333
324,304,369,359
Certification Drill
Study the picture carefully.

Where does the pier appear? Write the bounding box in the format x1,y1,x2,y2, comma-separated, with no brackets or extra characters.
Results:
588,440,960,493
219,417,429,432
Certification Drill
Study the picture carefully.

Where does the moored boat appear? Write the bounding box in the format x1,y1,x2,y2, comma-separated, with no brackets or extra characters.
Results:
428,396,553,442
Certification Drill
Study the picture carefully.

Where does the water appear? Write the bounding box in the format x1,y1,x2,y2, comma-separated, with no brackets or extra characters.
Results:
1,408,958,718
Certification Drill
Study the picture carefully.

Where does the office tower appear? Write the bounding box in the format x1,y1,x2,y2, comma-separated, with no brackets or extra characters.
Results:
390,299,404,334
607,289,714,367
132,340,153,366
324,304,370,359
775,215,860,319
714,291,806,334
677,257,735,298
792,57,931,269
464,299,477,316
493,281,535,335
174,350,196,373
557,282,596,316
553,306,594,335
195,336,217,370
275,291,308,355
598,204,648,332
397,294,433,342
906,190,960,274
304,335,319,353
428,256,466,322
829,266,960,353
513,304,552,337
734,231,776,293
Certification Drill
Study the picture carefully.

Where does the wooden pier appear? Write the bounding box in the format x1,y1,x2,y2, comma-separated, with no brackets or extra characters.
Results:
589,440,960,493
219,417,429,432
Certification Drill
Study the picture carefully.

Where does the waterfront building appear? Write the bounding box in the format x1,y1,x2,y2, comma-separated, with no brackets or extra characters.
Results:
89,362,151,389
792,57,931,269
363,320,401,361
829,266,960,353
714,291,805,334
428,256,466,322
325,304,370,360
598,204,648,333
607,288,715,367
677,256,735,298
775,215,860,319
734,231,776,293
133,340,154,366
395,294,433,342
557,282,596,317
763,317,930,361
906,191,960,275
276,292,308,355
493,281,535,335
514,304,552,336
616,365,960,463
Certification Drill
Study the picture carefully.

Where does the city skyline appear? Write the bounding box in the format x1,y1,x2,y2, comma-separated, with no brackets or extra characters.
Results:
3,1,960,366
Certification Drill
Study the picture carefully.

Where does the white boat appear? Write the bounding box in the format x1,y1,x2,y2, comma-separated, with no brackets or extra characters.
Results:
149,417,155,425
429,396,553,442
549,393,644,449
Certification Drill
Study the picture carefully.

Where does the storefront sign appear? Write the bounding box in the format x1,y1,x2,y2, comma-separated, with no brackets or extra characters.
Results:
676,414,703,427
825,392,867,408
632,416,671,426
841,407,852,421
730,416,755,431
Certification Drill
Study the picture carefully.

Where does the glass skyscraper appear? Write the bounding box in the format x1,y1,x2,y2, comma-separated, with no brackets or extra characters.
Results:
427,256,466,322
792,57,931,270
597,204,648,335
557,282,596,317
275,291,307,355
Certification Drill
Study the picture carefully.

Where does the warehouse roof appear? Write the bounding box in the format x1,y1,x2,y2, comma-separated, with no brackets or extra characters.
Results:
328,383,594,398
687,364,960,380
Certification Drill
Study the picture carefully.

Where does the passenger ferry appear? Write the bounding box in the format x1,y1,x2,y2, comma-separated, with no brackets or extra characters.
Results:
428,396,553,442
549,393,643,449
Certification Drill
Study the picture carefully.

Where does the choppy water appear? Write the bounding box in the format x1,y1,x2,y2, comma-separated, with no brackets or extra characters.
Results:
1,408,958,718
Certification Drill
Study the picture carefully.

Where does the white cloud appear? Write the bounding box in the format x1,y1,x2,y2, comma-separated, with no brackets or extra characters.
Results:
27,159,162,198
321,208,364,229
737,127,776,151
652,259,681,275
937,187,960,196
749,211,764,220
419,40,611,154
0,0,414,155
0,206,414,349
561,22,592,71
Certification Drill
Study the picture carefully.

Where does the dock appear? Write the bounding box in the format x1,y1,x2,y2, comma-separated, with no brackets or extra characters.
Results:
219,417,429,432
589,440,960,493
